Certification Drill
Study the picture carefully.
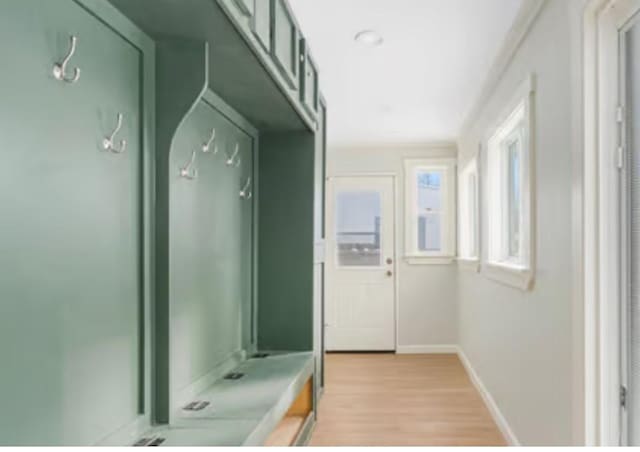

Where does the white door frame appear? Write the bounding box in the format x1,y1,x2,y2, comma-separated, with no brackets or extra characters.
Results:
324,173,399,351
584,0,640,445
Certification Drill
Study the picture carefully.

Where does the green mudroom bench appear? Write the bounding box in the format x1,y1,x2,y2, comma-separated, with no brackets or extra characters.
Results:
0,0,326,447
129,352,315,447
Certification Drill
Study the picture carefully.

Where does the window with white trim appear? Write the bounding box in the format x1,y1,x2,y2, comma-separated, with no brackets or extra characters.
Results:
404,158,456,264
458,155,480,267
485,76,534,289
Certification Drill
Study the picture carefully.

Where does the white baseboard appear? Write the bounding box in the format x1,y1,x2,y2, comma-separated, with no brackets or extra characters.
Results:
396,344,459,354
457,348,520,446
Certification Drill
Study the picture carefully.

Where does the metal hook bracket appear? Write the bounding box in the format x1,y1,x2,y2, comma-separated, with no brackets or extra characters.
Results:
53,35,81,84
102,113,127,154
202,128,217,154
180,150,198,180
239,177,252,200
226,143,241,167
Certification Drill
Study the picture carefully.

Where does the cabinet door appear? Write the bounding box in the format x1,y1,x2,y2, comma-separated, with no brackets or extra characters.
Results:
251,0,271,52
300,39,319,118
0,0,145,445
271,0,299,89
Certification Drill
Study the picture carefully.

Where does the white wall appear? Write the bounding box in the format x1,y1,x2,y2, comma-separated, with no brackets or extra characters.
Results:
327,145,458,349
457,0,580,445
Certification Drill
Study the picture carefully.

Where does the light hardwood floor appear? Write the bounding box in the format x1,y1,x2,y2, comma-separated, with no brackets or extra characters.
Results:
310,353,506,447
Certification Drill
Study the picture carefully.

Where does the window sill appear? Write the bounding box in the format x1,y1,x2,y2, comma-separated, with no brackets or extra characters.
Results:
404,256,455,266
484,261,534,290
457,258,480,273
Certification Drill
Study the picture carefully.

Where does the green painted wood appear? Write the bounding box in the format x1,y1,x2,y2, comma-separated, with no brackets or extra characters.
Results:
232,0,254,16
318,96,328,391
0,0,153,445
109,0,311,131
169,95,255,412
271,0,299,90
251,0,271,52
258,132,315,351
312,95,327,397
169,352,314,445
154,38,210,424
300,39,319,119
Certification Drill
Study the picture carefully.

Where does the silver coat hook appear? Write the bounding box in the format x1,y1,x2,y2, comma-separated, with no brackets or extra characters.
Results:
102,113,127,154
226,143,240,167
240,177,252,200
180,150,198,180
202,128,217,153
53,35,81,84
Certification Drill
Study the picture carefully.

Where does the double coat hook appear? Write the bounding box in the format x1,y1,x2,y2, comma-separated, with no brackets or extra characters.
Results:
226,144,241,167
180,150,198,180
102,113,127,154
239,177,252,200
53,35,81,84
202,128,217,154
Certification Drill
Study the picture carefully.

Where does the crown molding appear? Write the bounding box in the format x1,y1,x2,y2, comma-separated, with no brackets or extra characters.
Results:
459,0,547,136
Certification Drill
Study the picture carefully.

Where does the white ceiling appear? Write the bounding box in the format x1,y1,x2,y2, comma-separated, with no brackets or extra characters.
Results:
288,0,524,147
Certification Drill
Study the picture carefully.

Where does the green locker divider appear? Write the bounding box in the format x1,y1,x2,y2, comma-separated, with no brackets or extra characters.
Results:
258,132,316,352
0,0,155,445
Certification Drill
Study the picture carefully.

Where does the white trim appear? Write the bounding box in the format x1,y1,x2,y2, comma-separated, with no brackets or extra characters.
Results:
457,257,480,273
583,0,640,445
458,152,481,262
457,348,520,446
404,157,457,260
484,75,536,291
484,262,534,291
404,256,455,266
396,344,459,354
461,0,546,134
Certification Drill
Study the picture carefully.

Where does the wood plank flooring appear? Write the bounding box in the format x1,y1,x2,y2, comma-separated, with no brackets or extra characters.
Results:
310,353,506,446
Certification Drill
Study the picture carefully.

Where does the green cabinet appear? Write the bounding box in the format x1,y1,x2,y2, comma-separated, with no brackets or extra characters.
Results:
169,93,256,412
252,0,271,52
300,39,319,119
271,0,299,89
0,0,153,446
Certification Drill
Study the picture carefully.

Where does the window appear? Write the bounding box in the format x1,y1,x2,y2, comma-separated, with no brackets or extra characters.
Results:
486,75,535,289
405,158,456,264
458,154,480,269
335,191,382,267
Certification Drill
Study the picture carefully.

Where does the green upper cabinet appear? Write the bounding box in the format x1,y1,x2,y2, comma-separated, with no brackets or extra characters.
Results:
271,0,299,90
0,0,153,446
252,0,271,52
300,39,319,119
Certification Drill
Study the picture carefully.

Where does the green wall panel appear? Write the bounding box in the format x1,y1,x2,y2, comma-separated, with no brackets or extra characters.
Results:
0,0,150,445
258,132,315,351
169,97,255,406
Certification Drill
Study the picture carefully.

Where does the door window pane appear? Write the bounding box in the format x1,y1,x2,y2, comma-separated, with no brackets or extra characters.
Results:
336,191,381,266
417,171,442,252
507,139,521,259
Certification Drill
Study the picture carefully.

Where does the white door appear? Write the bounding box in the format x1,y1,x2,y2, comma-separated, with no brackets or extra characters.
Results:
325,176,396,351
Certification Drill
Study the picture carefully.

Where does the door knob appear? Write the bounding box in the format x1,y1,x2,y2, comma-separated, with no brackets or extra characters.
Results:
386,258,393,265
386,270,393,277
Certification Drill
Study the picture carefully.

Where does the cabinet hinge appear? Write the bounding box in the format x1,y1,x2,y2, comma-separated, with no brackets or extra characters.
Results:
617,106,625,124
617,146,626,170
621,385,628,409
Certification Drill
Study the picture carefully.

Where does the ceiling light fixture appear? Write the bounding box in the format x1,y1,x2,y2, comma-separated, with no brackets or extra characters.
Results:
354,30,383,47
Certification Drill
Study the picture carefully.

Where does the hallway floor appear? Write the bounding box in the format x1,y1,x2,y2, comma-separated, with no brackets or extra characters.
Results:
310,353,506,446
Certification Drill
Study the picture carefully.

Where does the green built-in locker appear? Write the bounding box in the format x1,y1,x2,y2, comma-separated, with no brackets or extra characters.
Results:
0,0,154,446
168,94,256,411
